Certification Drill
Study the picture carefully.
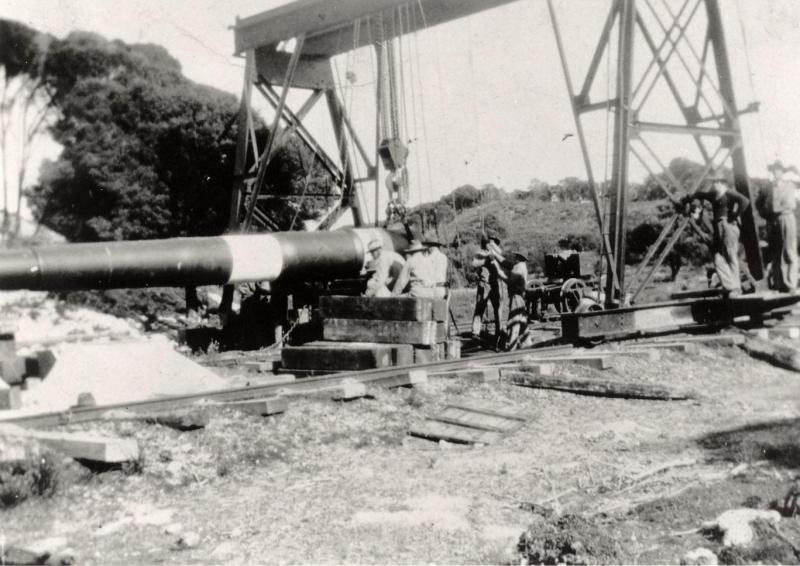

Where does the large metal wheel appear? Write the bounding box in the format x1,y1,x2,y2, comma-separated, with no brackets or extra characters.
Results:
560,278,587,313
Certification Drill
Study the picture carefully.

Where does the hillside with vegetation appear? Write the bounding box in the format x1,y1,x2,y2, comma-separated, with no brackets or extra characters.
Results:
408,158,780,286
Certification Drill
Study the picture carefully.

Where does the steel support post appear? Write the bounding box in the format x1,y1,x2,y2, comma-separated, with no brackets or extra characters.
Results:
325,89,362,226
606,0,637,306
705,0,762,280
547,0,620,292
243,35,306,231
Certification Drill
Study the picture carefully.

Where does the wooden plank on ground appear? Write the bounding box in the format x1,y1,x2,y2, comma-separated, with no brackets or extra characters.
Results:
507,371,695,400
431,406,523,432
223,396,288,416
0,425,138,463
323,319,445,346
320,295,447,321
430,368,499,382
644,334,745,346
408,420,502,444
447,399,528,422
523,355,614,370
282,342,395,371
625,342,699,354
740,338,800,372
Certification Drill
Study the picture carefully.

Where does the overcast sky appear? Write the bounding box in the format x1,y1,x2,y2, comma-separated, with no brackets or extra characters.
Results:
3,0,800,219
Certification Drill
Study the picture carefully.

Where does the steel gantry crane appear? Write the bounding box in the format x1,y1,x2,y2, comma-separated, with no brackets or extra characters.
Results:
224,0,764,329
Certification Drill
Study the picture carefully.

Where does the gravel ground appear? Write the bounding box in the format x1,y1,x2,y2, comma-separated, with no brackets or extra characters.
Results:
1,336,800,564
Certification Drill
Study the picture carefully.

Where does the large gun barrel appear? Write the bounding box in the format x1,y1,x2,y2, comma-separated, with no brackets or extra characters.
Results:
0,227,407,291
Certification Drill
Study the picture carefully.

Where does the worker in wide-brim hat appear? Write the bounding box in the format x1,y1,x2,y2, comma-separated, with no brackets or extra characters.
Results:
684,170,750,294
393,240,443,298
762,160,799,291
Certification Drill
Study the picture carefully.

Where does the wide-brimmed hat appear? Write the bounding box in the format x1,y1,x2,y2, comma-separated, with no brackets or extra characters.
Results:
510,252,528,263
367,239,383,252
403,239,427,254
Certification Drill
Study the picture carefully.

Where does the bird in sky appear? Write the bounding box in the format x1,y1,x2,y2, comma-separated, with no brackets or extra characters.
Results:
561,133,574,141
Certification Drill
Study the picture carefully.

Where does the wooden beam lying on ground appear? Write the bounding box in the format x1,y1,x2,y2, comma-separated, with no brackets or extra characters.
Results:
739,338,800,372
0,424,138,463
642,333,745,346
222,397,288,416
507,371,695,400
524,355,614,370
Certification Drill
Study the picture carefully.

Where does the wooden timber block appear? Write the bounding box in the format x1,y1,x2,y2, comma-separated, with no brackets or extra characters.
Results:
242,360,275,373
224,396,288,416
331,380,368,400
414,343,445,364
628,342,699,354
377,368,428,389
323,319,446,346
0,333,16,359
0,357,25,385
282,342,395,371
430,368,500,383
502,363,555,378
25,350,56,378
0,425,139,464
599,349,661,361
647,334,745,346
445,339,462,360
319,295,448,322
408,420,502,444
524,355,613,370
282,368,342,377
771,327,800,340
22,377,42,391
507,371,695,400
0,380,21,410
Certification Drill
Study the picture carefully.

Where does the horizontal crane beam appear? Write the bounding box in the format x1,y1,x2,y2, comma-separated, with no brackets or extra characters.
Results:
234,0,521,56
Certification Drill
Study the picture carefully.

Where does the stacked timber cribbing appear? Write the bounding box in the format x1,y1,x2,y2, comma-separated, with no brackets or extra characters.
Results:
281,295,455,375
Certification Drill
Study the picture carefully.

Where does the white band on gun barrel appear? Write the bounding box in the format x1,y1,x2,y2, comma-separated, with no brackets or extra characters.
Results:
222,235,284,283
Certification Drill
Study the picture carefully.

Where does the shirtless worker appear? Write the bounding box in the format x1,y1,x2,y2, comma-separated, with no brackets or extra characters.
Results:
684,171,750,295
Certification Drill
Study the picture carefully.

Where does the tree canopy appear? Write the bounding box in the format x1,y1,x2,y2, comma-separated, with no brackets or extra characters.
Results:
0,20,333,243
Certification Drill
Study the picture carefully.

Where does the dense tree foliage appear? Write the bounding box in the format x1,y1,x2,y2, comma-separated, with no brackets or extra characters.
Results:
0,21,332,243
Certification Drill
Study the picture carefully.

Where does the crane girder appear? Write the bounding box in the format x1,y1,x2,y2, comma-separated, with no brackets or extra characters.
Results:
234,0,520,57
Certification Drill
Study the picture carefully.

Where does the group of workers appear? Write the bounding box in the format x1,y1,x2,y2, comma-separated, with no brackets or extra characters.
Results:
363,237,448,299
359,160,798,353
471,236,529,350
684,161,798,296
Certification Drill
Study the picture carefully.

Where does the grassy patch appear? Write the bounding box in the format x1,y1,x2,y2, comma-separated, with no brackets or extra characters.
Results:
0,453,60,509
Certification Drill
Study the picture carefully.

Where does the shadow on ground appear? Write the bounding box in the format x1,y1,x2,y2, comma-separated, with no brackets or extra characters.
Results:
698,418,800,468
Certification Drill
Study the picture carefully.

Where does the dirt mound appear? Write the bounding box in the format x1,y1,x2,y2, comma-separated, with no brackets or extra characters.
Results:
517,514,624,565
